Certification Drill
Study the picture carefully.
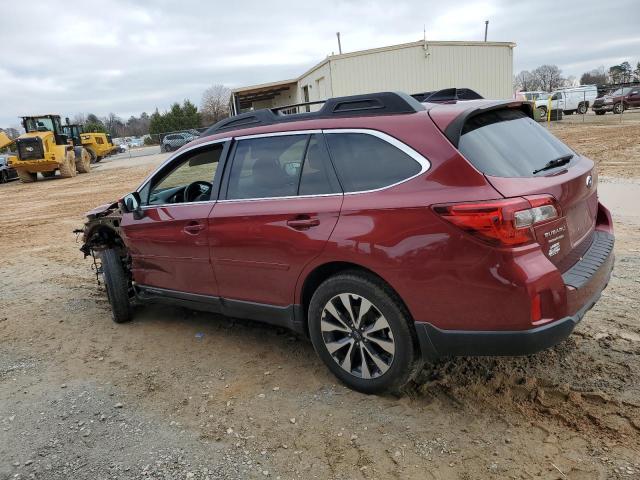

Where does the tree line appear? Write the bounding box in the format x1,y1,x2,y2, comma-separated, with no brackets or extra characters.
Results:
67,84,232,139
514,60,640,92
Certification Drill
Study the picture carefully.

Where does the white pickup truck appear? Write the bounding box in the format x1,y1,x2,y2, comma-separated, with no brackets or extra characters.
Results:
535,85,598,119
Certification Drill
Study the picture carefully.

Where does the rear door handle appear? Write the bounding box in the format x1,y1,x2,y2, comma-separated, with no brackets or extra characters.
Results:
183,221,205,235
286,217,320,229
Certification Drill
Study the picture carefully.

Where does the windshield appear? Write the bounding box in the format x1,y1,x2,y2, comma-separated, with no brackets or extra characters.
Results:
537,93,550,100
458,109,574,178
610,87,632,96
24,117,54,133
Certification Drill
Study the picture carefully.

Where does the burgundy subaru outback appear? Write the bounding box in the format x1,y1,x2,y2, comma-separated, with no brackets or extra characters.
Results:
81,90,614,393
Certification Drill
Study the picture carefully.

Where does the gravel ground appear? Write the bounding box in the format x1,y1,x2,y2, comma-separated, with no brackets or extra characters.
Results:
0,122,639,479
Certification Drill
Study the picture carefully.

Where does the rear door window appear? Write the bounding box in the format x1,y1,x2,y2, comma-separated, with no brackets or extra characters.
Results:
324,132,422,192
458,109,574,177
226,135,307,200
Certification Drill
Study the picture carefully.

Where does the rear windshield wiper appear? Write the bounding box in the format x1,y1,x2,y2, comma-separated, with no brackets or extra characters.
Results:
533,154,574,175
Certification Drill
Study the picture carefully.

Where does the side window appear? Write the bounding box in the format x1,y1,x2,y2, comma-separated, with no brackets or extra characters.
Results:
226,135,308,200
96,137,104,144
147,144,223,205
325,133,422,192
298,134,341,195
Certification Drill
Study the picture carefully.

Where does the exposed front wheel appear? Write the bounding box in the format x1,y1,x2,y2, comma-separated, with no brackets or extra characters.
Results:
308,272,419,394
100,248,133,323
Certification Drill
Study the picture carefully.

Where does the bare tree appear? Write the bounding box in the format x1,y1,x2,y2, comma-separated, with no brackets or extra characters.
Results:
532,65,565,92
514,70,540,92
580,66,607,86
201,84,231,125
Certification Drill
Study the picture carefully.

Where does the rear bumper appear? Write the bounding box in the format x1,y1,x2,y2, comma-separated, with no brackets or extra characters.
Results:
416,231,615,361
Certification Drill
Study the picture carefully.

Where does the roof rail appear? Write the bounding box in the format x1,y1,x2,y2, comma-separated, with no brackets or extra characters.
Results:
412,88,484,103
201,91,425,136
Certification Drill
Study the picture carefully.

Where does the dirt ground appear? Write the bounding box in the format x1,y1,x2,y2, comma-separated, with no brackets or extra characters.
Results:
1,122,639,479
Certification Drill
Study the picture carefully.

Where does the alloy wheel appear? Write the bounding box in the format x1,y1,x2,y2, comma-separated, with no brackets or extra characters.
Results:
320,293,395,379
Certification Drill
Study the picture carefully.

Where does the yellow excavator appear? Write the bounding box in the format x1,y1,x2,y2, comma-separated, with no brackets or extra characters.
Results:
62,121,117,163
4,115,91,183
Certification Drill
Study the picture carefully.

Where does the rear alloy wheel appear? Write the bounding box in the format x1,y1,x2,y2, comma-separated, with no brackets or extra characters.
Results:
613,103,625,114
16,170,37,183
309,273,418,394
577,103,588,115
537,107,547,121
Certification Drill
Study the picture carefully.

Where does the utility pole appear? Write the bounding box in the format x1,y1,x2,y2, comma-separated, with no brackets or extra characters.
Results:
336,32,342,54
484,20,489,41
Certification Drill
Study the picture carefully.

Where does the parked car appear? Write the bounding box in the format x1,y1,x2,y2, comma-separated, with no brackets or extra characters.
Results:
0,154,18,183
80,91,615,394
592,86,640,115
535,85,598,118
162,132,199,152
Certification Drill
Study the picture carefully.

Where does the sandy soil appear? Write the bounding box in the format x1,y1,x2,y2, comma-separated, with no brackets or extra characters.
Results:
1,124,639,479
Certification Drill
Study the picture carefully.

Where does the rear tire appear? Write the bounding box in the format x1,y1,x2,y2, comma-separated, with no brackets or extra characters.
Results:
613,103,624,114
100,249,133,323
537,107,547,121
75,148,91,173
58,151,77,178
308,272,419,394
16,170,37,183
87,148,98,164
577,103,588,115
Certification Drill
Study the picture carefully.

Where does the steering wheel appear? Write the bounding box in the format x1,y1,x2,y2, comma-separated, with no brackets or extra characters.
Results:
183,181,212,203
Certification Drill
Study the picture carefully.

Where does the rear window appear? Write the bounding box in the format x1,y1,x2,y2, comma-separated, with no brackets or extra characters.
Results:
325,133,422,192
458,109,574,177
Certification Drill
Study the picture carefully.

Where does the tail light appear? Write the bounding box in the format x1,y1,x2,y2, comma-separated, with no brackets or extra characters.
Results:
433,195,559,246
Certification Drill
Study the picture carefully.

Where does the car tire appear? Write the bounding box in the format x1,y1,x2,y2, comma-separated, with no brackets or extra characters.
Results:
577,103,588,115
308,272,419,394
164,144,172,152
16,169,37,183
613,103,624,114
537,107,547,121
100,248,133,323
0,170,6,183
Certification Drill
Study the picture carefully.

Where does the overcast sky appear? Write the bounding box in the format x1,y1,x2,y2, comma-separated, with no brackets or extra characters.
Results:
1,0,638,128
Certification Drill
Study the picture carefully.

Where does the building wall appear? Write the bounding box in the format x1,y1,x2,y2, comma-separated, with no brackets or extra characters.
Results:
297,61,333,110
320,42,513,101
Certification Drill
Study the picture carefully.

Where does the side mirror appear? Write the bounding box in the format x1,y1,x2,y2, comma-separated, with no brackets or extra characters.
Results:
120,192,144,220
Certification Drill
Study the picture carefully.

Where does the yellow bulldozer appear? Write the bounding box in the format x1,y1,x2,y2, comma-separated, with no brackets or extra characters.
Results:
4,115,91,183
62,121,117,163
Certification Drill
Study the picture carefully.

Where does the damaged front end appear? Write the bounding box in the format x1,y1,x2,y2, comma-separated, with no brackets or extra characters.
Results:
75,200,130,287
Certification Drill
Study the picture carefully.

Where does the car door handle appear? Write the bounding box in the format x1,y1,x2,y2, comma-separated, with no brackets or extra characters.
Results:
183,221,205,234
286,217,320,229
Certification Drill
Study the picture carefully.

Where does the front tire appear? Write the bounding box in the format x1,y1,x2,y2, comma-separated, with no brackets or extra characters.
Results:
577,103,588,115
16,170,37,183
100,249,132,323
308,272,419,394
613,103,625,114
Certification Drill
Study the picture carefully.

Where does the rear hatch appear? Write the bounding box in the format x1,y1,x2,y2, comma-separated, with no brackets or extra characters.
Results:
436,105,598,270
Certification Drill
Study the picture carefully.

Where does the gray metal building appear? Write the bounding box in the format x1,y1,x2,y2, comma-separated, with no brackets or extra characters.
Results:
231,40,515,113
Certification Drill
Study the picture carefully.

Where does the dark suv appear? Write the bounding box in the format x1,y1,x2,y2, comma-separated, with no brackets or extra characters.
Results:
592,86,640,114
81,91,615,393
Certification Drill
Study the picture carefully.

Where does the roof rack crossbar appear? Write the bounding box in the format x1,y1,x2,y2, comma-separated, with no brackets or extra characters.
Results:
201,91,425,137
